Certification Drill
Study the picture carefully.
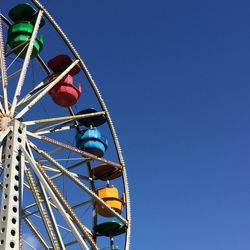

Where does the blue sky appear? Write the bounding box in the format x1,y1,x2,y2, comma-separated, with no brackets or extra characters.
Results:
3,0,250,249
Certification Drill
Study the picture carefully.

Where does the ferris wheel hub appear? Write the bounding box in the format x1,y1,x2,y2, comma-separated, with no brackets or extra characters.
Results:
0,115,12,131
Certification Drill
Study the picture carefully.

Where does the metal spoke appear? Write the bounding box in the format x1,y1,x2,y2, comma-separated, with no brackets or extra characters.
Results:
6,43,29,71
0,68,22,83
30,141,128,225
50,160,88,181
24,210,71,233
25,168,60,249
35,147,64,161
5,39,30,58
15,59,80,119
23,215,51,249
21,142,93,250
10,10,44,116
24,111,105,126
37,179,66,249
27,132,123,169
34,126,72,135
22,239,37,250
16,78,49,109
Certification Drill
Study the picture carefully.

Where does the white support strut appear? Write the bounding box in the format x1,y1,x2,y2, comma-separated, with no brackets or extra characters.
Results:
0,120,26,250
21,144,90,250
15,59,79,119
10,10,44,116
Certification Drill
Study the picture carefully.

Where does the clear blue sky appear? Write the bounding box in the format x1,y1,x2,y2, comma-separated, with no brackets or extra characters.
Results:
4,0,250,249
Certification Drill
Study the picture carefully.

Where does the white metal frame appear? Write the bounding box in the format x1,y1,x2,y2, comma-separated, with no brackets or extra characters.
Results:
0,120,25,250
0,1,131,249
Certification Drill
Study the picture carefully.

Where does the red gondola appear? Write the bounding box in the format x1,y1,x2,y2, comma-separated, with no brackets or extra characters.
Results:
48,55,81,107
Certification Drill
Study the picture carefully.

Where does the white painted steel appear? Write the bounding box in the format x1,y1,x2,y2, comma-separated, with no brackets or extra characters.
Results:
21,144,90,250
0,120,26,250
38,181,66,250
15,60,80,119
0,1,131,249
10,10,44,116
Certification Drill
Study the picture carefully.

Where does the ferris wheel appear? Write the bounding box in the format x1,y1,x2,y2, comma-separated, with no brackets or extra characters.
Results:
0,1,131,249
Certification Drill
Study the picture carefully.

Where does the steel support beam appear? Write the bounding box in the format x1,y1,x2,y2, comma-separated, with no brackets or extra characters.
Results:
0,120,26,250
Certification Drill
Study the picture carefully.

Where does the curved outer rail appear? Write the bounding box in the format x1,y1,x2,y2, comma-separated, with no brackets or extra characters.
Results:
30,1,131,249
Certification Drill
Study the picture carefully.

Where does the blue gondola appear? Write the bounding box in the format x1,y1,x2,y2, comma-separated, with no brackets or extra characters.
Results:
76,128,108,157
